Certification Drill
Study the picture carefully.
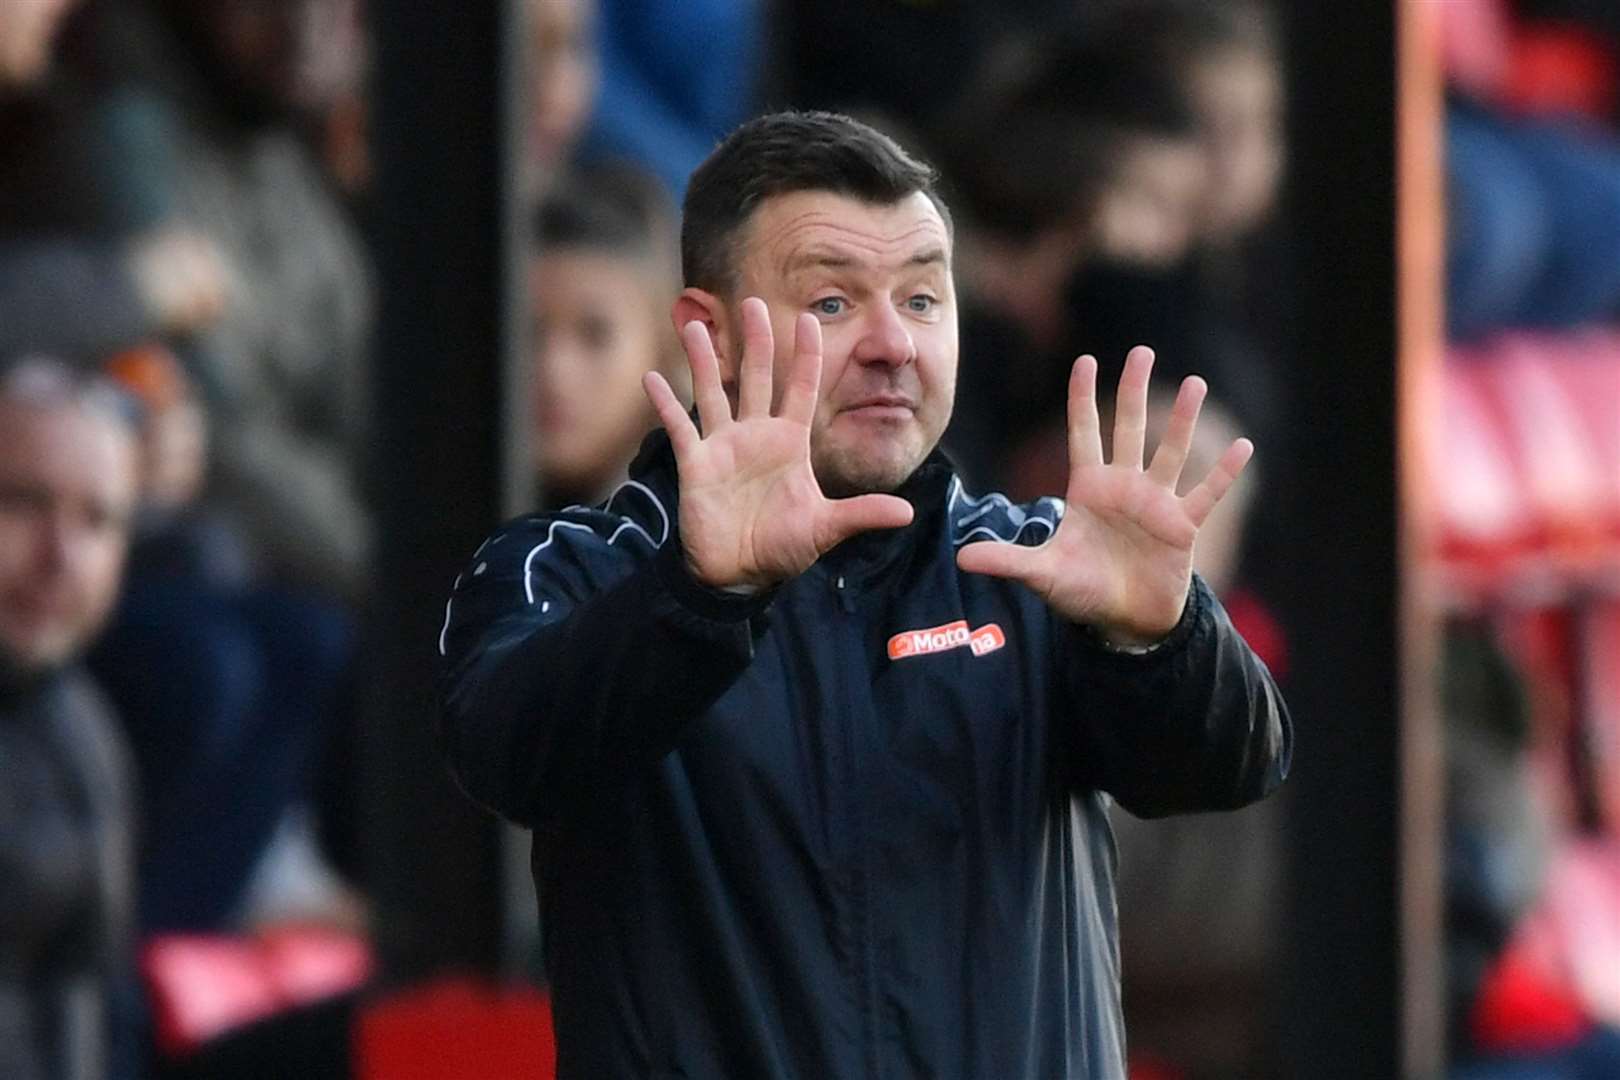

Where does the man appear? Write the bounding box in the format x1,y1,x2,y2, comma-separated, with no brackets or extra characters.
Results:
0,359,140,1080
439,111,1291,1079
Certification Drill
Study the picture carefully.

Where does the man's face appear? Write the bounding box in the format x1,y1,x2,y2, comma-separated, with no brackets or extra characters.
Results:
728,190,958,497
0,400,136,676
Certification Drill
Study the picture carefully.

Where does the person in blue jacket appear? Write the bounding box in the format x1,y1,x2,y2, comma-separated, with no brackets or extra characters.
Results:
438,110,1291,1080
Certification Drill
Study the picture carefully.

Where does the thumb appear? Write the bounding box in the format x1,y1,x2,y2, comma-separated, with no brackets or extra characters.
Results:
955,539,1039,584
818,493,914,549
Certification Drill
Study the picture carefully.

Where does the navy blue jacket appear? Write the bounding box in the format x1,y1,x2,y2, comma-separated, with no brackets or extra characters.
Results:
438,434,1291,1080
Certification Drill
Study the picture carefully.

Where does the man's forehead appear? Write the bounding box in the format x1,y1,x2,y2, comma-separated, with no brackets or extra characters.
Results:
743,191,951,276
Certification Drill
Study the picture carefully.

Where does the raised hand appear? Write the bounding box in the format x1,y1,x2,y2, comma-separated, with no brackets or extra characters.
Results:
956,347,1252,646
642,297,914,590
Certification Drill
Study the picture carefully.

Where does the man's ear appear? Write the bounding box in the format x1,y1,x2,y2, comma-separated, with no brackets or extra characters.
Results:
671,288,737,383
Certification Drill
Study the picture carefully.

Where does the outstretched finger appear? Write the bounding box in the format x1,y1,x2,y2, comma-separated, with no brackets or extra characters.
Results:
779,313,823,426
1146,375,1208,491
683,320,732,436
643,371,701,457
818,492,915,549
1067,355,1104,472
1110,346,1155,469
737,297,776,420
1181,437,1254,527
955,538,1042,586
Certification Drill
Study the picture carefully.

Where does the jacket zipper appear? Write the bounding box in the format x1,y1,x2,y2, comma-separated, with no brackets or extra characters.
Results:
834,573,855,614
830,569,879,1078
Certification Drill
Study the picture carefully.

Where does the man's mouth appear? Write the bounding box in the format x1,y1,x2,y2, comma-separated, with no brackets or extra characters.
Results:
842,394,917,419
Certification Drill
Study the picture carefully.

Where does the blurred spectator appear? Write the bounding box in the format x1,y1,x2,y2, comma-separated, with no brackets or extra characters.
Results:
945,23,1212,337
524,0,598,199
1056,1,1288,433
54,0,376,599
0,358,141,1080
0,0,373,936
527,164,683,510
0,0,228,365
937,18,1213,487
1149,0,1286,245
939,2,1294,652
577,0,764,199
86,346,360,934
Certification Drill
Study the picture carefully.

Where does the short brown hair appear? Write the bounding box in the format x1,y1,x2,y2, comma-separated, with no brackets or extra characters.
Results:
680,110,950,294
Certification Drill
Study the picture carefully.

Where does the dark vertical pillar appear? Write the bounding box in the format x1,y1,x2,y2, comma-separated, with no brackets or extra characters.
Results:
364,0,524,982
1276,5,1410,1076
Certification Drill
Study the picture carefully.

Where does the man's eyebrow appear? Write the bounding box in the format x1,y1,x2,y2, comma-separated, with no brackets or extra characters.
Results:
783,250,857,274
783,247,948,275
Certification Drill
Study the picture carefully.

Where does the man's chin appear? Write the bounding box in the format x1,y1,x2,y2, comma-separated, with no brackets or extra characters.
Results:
813,444,926,499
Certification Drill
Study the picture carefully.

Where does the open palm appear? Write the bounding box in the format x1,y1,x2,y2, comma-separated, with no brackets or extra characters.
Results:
643,298,914,589
956,347,1253,645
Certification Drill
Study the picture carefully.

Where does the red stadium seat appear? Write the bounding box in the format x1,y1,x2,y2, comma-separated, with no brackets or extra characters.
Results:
354,977,557,1080
1435,335,1620,600
1483,334,1612,560
1433,350,1539,586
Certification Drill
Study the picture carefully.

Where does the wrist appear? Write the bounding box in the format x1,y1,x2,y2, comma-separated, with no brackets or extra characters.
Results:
683,552,776,594
1088,590,1193,653
1080,582,1206,658
659,543,777,622
1094,627,1168,654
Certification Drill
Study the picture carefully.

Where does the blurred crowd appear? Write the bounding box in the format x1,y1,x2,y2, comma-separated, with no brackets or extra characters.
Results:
1437,3,1620,1080
3,0,1616,1077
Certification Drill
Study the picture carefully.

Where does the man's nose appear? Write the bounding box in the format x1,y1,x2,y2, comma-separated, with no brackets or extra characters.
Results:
851,303,916,368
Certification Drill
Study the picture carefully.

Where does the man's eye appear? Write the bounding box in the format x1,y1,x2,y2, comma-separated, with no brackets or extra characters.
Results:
812,297,846,317
906,295,936,313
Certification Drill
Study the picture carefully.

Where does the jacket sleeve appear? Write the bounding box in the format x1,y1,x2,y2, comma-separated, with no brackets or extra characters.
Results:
1059,574,1292,818
437,508,773,829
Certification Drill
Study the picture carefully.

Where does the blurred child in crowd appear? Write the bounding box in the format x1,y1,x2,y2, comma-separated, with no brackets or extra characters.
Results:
527,164,684,510
1058,1,1288,435
938,19,1212,488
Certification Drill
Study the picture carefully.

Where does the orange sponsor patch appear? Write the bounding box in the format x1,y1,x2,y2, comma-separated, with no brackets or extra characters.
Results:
887,620,1006,661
